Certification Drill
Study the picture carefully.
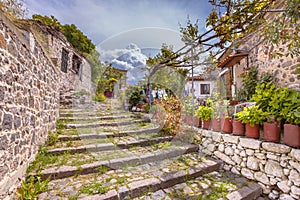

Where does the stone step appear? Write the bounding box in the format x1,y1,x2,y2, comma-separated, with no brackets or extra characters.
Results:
59,114,137,121
66,118,150,129
37,144,199,181
134,174,262,200
59,110,129,117
57,127,161,141
47,136,174,155
38,154,222,199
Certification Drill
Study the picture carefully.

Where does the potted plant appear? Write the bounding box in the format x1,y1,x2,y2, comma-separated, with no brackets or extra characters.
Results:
221,111,232,134
236,106,265,139
197,105,213,129
263,116,281,143
232,117,244,136
283,108,300,148
252,83,281,142
280,88,300,148
182,97,200,127
207,98,222,132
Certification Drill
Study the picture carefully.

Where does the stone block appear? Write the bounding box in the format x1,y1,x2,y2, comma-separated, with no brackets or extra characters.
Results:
80,190,118,200
211,131,222,142
279,194,296,200
241,168,254,180
226,183,262,200
277,180,291,193
289,161,300,173
289,170,300,186
291,185,300,196
262,142,291,154
246,149,254,156
291,149,300,161
247,157,259,170
240,138,261,150
224,146,234,156
128,178,161,198
222,134,239,144
265,160,284,178
218,143,225,152
232,154,242,165
159,170,187,188
2,113,12,130
214,151,235,165
254,172,270,185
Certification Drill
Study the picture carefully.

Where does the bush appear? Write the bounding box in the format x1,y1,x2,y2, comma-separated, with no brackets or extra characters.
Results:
154,96,182,135
93,93,106,102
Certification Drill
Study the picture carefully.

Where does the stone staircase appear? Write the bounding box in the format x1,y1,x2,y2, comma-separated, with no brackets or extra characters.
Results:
26,99,265,200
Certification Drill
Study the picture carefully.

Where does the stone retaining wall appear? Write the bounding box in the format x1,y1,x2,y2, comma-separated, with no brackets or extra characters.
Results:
0,12,59,198
199,129,300,200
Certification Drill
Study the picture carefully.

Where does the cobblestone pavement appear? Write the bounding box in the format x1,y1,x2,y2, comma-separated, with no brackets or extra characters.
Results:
20,99,268,200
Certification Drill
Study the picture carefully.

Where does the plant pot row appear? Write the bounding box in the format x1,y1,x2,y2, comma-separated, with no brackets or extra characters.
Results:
199,118,300,148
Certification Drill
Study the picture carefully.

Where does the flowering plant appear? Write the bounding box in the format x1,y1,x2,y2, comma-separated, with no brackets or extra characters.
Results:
154,96,182,135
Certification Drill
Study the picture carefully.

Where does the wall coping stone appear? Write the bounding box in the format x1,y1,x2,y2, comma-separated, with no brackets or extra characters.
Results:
262,142,291,154
222,134,239,144
239,138,261,150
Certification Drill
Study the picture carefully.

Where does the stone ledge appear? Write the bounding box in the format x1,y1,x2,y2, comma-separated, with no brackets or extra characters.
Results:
78,158,221,200
57,127,161,141
48,136,173,155
239,138,261,150
38,145,199,180
59,114,134,121
66,119,150,128
226,183,262,200
262,142,291,154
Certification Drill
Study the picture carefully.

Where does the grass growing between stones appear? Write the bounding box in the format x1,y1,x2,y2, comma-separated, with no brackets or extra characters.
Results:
27,147,97,174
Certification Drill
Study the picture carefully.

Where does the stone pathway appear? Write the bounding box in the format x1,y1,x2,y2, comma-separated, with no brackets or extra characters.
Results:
25,99,267,200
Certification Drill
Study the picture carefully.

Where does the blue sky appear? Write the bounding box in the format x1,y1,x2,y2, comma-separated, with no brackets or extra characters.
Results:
24,0,212,49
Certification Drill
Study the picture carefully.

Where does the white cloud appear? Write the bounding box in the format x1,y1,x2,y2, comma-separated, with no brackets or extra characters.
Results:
102,43,148,84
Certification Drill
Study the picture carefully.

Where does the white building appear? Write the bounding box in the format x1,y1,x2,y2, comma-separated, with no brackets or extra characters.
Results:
184,74,216,100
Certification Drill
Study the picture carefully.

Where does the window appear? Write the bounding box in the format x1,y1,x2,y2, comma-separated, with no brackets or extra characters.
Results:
61,49,69,73
72,54,81,74
200,84,210,95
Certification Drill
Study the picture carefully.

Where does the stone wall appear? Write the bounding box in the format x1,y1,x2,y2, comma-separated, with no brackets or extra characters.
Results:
31,22,93,95
199,129,300,200
0,12,60,198
236,33,300,91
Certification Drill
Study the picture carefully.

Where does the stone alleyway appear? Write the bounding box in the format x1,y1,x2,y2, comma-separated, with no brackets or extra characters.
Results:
25,99,267,200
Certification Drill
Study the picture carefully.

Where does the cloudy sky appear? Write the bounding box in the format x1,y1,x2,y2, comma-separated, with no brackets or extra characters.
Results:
24,0,213,84
24,0,212,50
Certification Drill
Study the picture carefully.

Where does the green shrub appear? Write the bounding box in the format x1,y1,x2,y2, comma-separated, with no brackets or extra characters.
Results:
93,93,106,102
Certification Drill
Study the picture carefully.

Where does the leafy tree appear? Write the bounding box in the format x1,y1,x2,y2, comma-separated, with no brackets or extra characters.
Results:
152,0,299,77
0,0,27,19
146,44,188,101
96,64,123,95
32,14,61,30
32,15,96,55
61,24,95,54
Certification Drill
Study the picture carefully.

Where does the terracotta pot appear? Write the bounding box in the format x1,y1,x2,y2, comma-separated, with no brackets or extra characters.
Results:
221,118,232,133
284,124,300,148
211,118,221,132
203,120,211,130
198,118,202,128
229,100,239,106
104,91,113,98
245,123,260,139
232,119,244,136
182,115,200,127
263,122,281,143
